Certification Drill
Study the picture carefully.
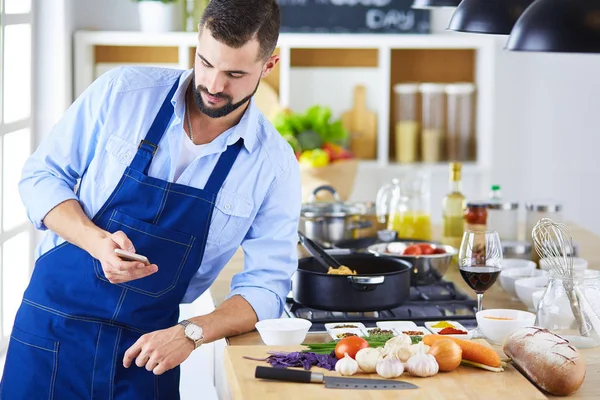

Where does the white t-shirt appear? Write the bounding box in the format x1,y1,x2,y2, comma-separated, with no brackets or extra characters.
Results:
174,133,207,181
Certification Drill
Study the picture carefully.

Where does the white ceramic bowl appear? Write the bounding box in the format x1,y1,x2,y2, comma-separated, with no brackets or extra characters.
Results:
476,309,536,345
255,318,312,346
500,268,545,299
502,259,537,271
515,275,550,311
539,257,588,272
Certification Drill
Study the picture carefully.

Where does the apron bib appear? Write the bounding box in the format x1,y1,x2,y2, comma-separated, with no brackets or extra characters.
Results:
0,76,243,399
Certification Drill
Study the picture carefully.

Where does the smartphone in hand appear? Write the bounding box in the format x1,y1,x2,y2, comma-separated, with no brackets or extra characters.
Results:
114,248,150,265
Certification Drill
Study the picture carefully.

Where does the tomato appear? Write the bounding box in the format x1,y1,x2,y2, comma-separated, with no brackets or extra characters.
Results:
416,243,434,255
403,245,422,256
334,336,369,359
433,247,447,254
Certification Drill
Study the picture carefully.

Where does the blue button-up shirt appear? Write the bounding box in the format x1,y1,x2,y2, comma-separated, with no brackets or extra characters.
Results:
19,66,302,321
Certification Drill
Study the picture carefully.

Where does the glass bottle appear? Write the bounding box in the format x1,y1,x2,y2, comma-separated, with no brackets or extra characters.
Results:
442,162,465,249
388,171,432,241
536,269,600,348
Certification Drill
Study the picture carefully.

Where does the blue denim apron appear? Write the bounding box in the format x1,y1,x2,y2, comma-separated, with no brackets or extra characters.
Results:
0,76,243,399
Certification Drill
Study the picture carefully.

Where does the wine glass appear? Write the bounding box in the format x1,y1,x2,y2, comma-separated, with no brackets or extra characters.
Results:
459,230,503,338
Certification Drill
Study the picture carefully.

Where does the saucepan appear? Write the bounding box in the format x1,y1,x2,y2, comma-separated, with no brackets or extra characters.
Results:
299,185,372,244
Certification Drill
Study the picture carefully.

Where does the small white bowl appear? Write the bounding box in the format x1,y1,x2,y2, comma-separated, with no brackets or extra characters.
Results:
502,259,537,271
500,268,545,299
539,257,588,272
255,318,312,346
515,275,549,311
476,309,536,345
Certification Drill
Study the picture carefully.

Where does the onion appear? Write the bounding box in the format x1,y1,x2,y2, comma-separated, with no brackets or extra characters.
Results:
428,339,462,372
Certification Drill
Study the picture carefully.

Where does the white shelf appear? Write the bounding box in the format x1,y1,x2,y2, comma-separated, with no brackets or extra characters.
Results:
73,31,497,171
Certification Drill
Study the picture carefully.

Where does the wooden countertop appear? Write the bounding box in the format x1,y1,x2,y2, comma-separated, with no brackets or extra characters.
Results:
210,224,600,399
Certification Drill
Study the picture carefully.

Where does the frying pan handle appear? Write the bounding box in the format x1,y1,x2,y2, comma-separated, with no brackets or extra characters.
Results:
348,276,385,285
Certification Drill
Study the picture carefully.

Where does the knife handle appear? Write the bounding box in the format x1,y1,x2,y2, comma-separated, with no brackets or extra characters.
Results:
255,366,321,383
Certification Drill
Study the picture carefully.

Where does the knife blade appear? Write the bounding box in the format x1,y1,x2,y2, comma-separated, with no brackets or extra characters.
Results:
255,366,419,390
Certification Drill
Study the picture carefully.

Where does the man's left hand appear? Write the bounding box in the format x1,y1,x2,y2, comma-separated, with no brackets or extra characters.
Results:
123,325,194,375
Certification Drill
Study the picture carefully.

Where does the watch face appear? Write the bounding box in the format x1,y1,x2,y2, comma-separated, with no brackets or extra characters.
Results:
185,324,203,341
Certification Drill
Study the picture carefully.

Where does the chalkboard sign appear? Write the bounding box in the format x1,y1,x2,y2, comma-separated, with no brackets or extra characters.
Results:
278,0,431,34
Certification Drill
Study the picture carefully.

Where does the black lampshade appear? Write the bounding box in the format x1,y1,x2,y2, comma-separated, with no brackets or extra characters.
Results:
412,0,461,9
447,0,535,34
506,0,600,53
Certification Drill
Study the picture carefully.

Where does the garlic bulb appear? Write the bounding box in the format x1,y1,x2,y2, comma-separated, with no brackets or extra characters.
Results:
410,343,430,357
384,343,413,362
335,353,358,376
376,357,404,379
355,347,382,373
384,334,411,349
406,342,439,378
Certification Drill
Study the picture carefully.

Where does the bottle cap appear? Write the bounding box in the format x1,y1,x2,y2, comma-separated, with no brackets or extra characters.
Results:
491,185,501,191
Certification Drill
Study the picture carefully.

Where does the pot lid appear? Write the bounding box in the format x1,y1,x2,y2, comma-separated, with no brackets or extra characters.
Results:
301,201,362,217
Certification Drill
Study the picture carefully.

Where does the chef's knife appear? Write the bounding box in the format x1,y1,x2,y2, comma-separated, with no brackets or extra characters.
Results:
255,366,419,390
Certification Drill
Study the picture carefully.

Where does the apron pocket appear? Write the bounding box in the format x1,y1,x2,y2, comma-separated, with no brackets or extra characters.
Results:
97,210,195,297
1,327,58,399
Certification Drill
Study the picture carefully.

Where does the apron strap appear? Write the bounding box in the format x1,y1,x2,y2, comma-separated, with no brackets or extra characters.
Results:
204,139,244,193
130,76,182,174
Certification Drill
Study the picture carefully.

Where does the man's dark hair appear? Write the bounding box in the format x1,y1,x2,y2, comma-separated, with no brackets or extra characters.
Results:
200,0,280,61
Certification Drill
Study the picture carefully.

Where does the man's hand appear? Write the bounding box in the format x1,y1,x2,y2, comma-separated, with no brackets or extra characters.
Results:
94,230,158,284
123,325,194,375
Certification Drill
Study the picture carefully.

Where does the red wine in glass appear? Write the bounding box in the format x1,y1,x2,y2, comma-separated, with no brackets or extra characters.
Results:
459,265,502,293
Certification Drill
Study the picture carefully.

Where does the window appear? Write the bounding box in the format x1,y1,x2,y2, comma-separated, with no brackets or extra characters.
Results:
0,0,35,353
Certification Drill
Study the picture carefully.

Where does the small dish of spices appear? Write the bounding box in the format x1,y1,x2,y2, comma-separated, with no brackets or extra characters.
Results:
425,320,472,339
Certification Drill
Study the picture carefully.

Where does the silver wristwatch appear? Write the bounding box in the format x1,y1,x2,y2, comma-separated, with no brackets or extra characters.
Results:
178,320,204,349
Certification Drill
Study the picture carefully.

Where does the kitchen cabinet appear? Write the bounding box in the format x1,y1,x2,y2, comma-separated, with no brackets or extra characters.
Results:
73,31,496,172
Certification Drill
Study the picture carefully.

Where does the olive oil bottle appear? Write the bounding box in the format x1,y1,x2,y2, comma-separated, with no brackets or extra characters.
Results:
442,162,466,249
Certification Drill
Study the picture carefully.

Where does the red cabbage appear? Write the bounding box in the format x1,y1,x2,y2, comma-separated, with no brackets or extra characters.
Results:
244,351,338,371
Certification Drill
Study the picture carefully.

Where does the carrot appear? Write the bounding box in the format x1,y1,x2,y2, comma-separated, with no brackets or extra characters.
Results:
423,335,501,368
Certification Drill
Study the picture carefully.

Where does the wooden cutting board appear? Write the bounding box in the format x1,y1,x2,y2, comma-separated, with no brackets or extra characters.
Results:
341,85,377,160
224,344,547,400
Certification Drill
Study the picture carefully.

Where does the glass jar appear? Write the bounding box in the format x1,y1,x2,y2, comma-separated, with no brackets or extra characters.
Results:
387,171,432,241
393,83,420,163
487,201,519,241
419,83,446,163
464,201,488,232
375,178,401,225
536,269,600,348
445,83,476,162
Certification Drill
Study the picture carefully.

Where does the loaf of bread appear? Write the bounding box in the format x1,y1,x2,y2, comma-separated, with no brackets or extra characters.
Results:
503,327,586,396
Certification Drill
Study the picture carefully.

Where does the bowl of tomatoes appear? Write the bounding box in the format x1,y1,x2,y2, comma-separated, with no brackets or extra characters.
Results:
367,241,457,286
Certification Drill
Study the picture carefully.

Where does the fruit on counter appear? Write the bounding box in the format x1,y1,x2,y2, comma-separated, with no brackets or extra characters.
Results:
405,342,439,377
428,339,462,372
334,336,369,359
322,142,353,162
503,327,586,396
423,335,502,370
335,352,359,376
298,148,330,168
272,105,353,164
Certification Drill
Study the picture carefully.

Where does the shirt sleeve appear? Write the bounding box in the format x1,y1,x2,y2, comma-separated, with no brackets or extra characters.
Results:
225,150,302,321
18,67,121,230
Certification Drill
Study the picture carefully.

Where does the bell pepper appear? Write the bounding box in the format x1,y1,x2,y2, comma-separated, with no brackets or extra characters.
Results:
298,149,330,168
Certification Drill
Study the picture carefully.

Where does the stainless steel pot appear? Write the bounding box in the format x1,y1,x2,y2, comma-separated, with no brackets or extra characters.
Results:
299,186,371,245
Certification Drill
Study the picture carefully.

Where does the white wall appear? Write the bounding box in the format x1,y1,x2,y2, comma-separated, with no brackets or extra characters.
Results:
51,2,600,238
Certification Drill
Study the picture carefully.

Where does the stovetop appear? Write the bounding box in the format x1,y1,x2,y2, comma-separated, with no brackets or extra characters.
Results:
284,280,478,332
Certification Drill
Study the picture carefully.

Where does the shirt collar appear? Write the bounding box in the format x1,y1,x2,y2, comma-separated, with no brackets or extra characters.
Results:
171,69,258,153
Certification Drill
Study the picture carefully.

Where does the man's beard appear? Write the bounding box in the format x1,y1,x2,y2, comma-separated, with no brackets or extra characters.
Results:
191,75,261,118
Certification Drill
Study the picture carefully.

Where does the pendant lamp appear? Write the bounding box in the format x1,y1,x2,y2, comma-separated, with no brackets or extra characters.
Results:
412,0,461,9
447,0,535,34
506,0,600,53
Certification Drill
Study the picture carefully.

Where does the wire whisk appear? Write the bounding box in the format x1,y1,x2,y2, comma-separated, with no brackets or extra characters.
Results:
532,218,597,338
